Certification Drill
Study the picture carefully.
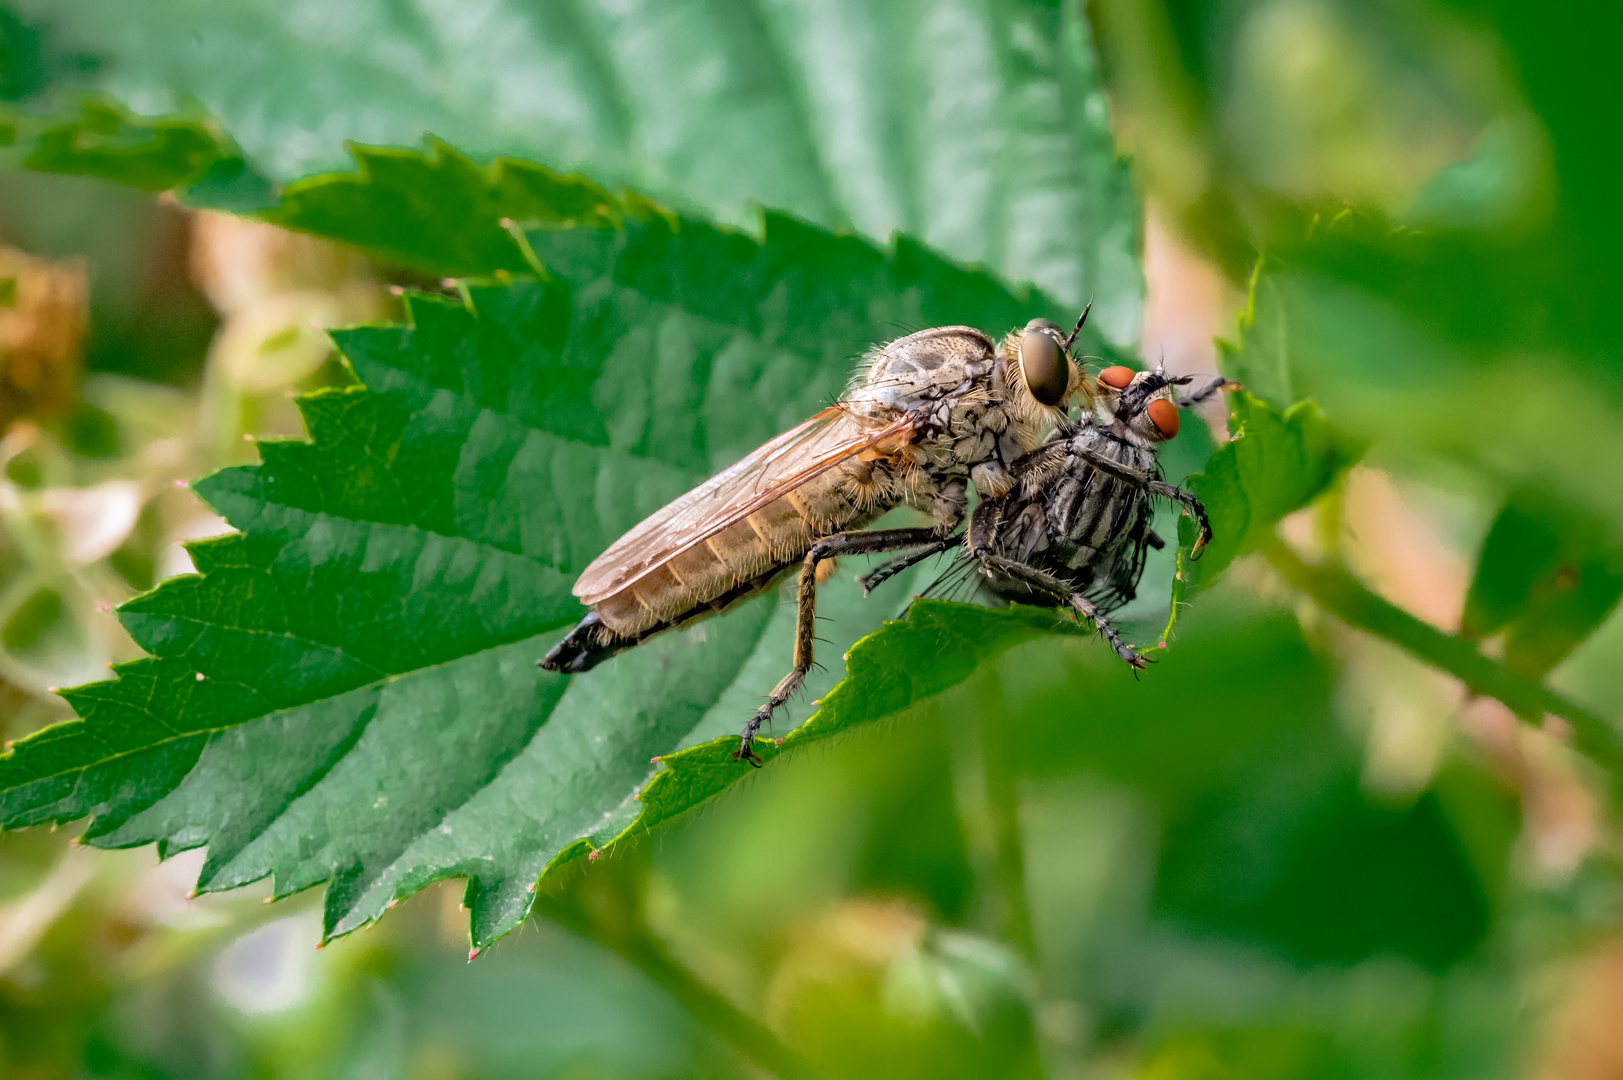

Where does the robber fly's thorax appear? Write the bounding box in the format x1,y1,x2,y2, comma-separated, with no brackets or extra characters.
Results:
841,325,1079,515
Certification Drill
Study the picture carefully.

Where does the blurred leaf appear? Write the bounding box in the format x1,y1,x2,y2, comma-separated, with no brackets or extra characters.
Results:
1461,488,1623,678
1008,597,1514,971
1140,1027,1354,1080
1154,771,1497,970
768,907,1043,1080
1216,258,1292,411
0,96,234,192
1016,606,1334,798
6,0,1142,339
0,202,1119,949
1170,391,1362,609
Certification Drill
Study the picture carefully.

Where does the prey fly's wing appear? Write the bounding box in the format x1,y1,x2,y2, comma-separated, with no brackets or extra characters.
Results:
575,405,917,605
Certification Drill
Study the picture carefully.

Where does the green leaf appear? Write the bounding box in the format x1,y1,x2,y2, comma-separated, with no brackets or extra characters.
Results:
1169,392,1362,616
1461,488,1623,679
0,96,237,191
0,207,1116,948
1154,767,1496,970
1169,260,1363,625
255,140,627,278
1216,257,1293,411
632,602,1086,834
7,0,1141,340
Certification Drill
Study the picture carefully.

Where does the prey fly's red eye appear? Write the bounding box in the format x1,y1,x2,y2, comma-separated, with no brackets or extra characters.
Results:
1098,366,1135,389
1146,398,1180,439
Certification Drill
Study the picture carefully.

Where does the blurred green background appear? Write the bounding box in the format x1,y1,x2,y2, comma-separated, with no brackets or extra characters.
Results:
0,0,1621,1077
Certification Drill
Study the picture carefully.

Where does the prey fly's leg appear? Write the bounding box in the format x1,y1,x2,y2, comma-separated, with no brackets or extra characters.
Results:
966,542,1150,671
1144,480,1213,558
1175,376,1233,409
736,525,949,765
855,536,958,595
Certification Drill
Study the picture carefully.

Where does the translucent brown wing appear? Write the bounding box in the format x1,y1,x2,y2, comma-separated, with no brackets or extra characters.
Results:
575,406,916,604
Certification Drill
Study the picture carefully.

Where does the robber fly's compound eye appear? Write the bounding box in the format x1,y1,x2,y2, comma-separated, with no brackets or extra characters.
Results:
1019,328,1070,407
1098,366,1136,390
1146,398,1180,440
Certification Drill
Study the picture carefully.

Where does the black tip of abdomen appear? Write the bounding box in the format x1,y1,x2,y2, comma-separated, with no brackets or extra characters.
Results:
539,611,616,673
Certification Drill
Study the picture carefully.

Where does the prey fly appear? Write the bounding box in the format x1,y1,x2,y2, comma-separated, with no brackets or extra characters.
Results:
858,365,1233,669
541,310,1099,762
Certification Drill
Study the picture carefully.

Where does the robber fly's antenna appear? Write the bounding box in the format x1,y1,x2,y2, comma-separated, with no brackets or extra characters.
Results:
1062,298,1093,351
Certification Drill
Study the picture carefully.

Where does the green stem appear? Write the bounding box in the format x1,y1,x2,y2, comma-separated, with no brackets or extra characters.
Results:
978,664,1036,964
534,865,816,1080
1260,536,1623,771
611,929,816,1080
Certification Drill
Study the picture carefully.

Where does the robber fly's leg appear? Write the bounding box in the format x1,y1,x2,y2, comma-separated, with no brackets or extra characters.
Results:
1175,376,1234,409
967,548,1149,671
735,525,950,765
1145,480,1213,559
856,537,957,595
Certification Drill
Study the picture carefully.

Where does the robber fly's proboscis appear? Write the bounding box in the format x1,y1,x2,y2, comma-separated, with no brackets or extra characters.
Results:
541,309,1098,763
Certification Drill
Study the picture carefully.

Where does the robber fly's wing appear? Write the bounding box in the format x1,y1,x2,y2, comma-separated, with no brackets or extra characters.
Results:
575,406,916,604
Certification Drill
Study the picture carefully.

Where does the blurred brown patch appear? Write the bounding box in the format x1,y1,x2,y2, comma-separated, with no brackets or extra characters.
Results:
1342,466,1470,631
1141,206,1238,435
1534,938,1623,1080
0,249,88,433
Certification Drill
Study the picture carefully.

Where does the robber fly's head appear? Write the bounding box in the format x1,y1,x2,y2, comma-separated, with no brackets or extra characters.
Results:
1011,303,1092,415
1093,362,1192,444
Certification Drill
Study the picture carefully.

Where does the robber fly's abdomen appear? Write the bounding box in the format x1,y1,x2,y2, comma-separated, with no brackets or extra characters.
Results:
592,466,891,641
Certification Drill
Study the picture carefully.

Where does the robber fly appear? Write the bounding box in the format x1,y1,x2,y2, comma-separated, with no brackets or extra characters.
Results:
541,310,1097,762
856,364,1233,668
